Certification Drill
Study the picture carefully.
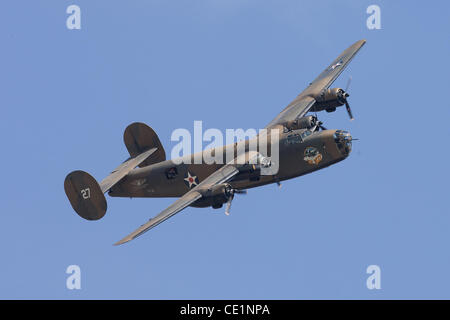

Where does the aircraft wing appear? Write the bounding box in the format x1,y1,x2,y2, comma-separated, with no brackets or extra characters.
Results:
114,164,240,245
265,39,366,128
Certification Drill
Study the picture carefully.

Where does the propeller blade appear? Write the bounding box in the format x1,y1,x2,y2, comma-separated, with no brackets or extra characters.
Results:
224,188,246,215
345,76,352,92
225,193,234,215
318,121,327,130
345,101,354,121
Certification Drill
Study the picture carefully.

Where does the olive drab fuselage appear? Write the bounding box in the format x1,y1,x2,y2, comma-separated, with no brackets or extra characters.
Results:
108,128,352,202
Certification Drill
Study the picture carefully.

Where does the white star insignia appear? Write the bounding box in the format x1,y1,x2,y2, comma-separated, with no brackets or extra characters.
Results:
184,172,198,188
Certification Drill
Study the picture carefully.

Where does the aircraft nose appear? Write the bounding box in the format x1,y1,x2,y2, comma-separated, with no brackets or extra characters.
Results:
333,130,352,156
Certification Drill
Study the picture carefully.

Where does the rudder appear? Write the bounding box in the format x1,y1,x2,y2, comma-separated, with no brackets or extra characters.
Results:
64,170,107,221
123,122,166,167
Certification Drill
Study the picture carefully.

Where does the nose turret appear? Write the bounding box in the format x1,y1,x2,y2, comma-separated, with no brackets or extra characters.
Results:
334,130,352,156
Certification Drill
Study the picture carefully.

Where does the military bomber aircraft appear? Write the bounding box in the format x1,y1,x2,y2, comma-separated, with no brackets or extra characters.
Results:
64,39,366,245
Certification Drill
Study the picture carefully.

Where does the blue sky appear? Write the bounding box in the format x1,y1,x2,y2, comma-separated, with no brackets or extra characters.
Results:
0,0,449,299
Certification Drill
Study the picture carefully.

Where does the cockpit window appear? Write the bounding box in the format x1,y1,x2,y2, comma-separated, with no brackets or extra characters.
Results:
286,133,302,145
285,129,314,146
301,130,312,139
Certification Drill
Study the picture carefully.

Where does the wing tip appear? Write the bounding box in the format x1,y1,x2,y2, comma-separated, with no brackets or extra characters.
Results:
113,237,132,246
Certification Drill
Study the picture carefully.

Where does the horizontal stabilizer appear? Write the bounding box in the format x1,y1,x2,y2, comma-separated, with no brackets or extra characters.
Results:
99,147,157,193
64,148,157,221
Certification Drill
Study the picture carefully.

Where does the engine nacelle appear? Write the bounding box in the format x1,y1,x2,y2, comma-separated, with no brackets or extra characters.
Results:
283,115,317,131
191,183,233,208
312,88,348,112
233,163,262,182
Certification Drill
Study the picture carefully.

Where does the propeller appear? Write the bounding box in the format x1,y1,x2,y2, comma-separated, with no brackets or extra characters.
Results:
336,90,354,121
343,76,354,121
225,188,247,215
345,76,352,91
318,121,327,131
344,100,354,121
311,115,327,132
